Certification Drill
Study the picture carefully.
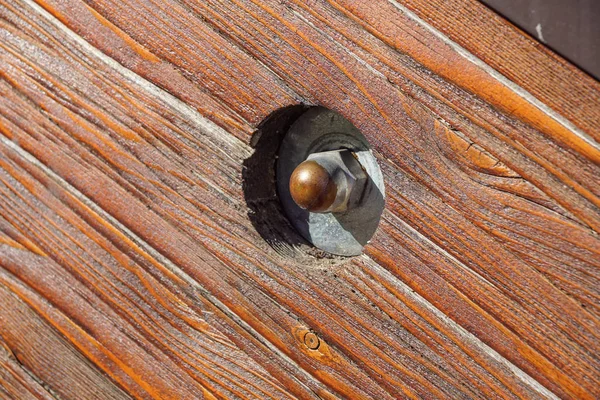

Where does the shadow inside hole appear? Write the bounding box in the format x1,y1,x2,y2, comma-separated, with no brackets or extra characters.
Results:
275,107,386,257
333,171,385,248
244,105,385,258
242,105,319,258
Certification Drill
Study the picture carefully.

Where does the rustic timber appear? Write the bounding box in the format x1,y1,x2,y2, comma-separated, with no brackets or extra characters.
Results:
0,0,598,399
0,281,131,400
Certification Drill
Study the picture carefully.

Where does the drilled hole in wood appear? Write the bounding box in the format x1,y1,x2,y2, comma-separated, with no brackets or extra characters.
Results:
243,106,385,260
276,107,385,256
243,105,336,262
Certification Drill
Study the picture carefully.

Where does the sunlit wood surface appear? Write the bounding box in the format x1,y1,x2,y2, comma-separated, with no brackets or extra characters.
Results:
0,0,599,398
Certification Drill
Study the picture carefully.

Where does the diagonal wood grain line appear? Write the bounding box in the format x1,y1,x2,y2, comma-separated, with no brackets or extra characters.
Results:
386,0,599,151
0,138,320,399
0,4,565,391
290,0,600,221
0,0,598,398
0,339,60,400
0,3,334,398
32,0,600,225
0,134,558,399
0,3,376,396
0,282,132,400
358,254,559,400
395,0,600,137
4,134,328,396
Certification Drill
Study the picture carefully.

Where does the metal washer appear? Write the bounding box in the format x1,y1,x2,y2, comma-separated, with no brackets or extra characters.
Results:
277,107,385,256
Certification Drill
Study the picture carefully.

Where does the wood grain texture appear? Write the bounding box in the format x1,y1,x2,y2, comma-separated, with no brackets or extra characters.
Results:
478,0,600,80
0,0,598,399
397,0,600,137
0,280,131,400
0,342,56,400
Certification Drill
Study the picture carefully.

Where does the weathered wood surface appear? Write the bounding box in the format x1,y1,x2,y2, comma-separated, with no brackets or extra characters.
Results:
0,0,598,398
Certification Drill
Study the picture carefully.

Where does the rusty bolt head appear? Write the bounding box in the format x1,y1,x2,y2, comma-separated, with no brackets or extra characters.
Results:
289,160,338,212
289,149,367,213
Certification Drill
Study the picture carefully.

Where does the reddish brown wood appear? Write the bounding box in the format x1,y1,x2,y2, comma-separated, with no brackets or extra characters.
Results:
0,280,131,400
398,0,600,137
0,343,56,400
0,0,598,398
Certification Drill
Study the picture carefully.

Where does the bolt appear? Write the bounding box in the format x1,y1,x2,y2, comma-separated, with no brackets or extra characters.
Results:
289,160,338,212
289,149,368,213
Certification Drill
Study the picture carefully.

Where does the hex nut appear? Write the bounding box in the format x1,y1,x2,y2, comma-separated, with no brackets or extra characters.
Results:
289,149,367,213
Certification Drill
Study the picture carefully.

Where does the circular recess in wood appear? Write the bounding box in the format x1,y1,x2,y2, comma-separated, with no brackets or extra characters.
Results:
243,106,384,259
277,107,385,256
